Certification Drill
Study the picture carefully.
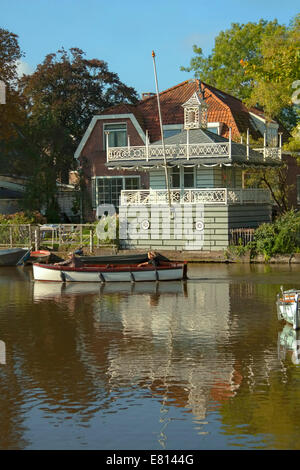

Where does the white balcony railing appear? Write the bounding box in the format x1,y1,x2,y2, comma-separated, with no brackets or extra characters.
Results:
120,188,272,206
107,142,282,163
107,142,231,162
253,147,282,160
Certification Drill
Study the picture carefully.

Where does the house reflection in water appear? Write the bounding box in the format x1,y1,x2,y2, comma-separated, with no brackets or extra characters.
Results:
89,280,243,425
31,272,285,446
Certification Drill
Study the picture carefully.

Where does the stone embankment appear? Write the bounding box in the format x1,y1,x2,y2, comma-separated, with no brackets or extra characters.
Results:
53,248,300,264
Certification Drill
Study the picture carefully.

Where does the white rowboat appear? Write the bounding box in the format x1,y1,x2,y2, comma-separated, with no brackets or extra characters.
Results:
33,262,186,283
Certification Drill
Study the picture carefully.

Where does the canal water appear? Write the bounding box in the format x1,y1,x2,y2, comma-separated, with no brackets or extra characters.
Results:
1,263,300,450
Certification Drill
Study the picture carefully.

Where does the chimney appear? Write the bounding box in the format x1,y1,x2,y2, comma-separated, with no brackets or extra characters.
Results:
141,92,155,100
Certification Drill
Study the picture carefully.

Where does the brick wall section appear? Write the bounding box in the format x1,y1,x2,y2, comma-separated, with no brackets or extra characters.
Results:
79,117,149,220
81,116,148,181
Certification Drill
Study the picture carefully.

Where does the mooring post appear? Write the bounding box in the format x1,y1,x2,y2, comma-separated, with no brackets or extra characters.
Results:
89,230,94,253
34,227,40,251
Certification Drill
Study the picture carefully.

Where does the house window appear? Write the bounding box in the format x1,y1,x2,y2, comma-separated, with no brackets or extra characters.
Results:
124,177,140,190
104,123,127,149
171,167,180,188
266,125,278,147
163,124,182,139
208,127,218,134
207,122,221,135
222,167,235,188
93,176,140,209
184,167,194,188
171,167,195,189
97,177,122,209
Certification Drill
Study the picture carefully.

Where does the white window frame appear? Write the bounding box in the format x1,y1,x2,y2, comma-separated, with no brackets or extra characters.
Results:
163,124,183,138
91,175,140,209
170,166,195,190
266,123,279,146
207,122,222,135
249,112,279,146
103,122,127,150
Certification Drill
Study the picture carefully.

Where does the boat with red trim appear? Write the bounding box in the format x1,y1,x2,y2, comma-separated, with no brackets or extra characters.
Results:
32,260,187,282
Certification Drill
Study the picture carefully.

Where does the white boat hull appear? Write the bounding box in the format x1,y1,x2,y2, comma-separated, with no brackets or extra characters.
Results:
33,263,185,282
277,290,300,330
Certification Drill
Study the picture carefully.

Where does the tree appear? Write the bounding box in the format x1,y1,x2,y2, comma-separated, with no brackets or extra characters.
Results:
180,19,284,101
0,28,23,84
20,47,138,147
182,15,300,207
245,165,293,215
241,14,300,132
241,133,294,215
0,28,25,142
18,48,139,219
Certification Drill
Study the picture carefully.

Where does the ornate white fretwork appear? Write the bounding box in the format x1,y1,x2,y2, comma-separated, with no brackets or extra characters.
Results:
120,188,271,206
182,92,208,130
253,147,282,160
107,142,230,162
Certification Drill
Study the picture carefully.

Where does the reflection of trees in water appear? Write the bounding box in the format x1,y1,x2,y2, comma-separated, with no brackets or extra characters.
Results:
0,278,190,448
0,366,30,449
2,271,300,449
0,281,118,448
216,281,300,449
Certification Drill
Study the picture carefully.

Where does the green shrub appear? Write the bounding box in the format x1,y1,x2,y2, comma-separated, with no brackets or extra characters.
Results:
0,211,46,225
251,210,300,258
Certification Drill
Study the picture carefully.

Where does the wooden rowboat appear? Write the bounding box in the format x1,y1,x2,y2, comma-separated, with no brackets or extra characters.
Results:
276,288,300,330
78,253,170,265
26,250,51,265
33,261,187,283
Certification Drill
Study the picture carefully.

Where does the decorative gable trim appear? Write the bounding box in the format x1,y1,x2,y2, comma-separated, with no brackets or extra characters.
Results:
182,91,202,107
182,91,208,130
74,114,146,159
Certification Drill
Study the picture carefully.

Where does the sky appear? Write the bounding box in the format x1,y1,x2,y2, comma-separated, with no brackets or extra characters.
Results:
1,0,299,97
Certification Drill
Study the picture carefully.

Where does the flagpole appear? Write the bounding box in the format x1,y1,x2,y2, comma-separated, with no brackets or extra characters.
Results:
152,51,171,207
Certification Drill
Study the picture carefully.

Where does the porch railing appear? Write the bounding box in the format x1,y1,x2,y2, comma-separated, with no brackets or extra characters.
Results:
107,142,231,162
120,188,272,206
253,147,282,160
107,142,282,163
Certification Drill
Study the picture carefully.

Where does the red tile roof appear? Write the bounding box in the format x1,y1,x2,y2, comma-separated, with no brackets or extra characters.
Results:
101,80,289,143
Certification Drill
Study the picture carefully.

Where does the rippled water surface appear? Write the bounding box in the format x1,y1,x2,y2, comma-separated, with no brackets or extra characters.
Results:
1,263,300,450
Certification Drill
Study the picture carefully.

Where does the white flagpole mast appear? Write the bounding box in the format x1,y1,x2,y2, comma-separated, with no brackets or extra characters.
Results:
152,51,171,207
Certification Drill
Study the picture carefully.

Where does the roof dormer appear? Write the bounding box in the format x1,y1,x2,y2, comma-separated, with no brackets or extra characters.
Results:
182,91,208,130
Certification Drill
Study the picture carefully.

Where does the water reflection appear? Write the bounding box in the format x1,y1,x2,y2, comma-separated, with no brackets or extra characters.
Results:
1,264,300,449
33,280,188,302
278,325,300,364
